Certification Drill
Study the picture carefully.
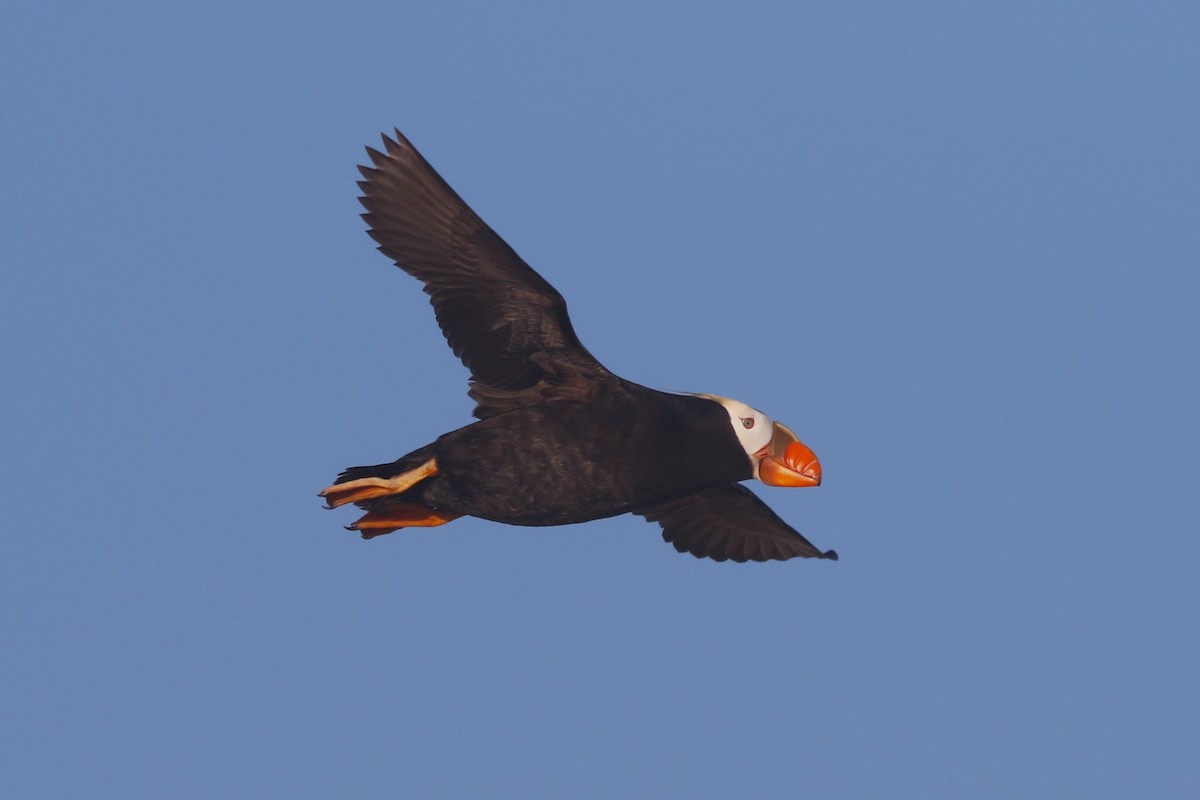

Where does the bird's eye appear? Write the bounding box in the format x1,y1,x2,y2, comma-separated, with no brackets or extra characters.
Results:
741,417,755,429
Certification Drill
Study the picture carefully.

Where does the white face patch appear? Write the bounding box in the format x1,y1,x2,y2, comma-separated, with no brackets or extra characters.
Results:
699,394,774,459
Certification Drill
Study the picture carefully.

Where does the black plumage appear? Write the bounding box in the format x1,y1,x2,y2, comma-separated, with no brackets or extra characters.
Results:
321,129,836,563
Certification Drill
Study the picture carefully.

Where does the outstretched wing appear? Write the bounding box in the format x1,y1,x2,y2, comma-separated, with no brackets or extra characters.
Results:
636,484,838,563
357,130,608,417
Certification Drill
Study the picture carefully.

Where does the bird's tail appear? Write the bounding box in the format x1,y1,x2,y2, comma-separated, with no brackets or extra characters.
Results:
319,444,437,509
331,444,437,486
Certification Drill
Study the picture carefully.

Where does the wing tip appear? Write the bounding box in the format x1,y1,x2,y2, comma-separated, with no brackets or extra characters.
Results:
821,548,839,561
362,128,413,172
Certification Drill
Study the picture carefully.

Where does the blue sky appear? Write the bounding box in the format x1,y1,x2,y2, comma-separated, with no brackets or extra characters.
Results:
3,2,1198,797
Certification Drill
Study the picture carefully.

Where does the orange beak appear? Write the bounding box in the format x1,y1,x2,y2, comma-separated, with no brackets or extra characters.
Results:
756,422,822,487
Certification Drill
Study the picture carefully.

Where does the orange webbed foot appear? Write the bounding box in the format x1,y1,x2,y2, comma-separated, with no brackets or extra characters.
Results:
319,458,440,508
346,504,463,539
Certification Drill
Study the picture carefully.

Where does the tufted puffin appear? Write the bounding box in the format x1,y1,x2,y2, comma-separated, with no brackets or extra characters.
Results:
320,129,837,563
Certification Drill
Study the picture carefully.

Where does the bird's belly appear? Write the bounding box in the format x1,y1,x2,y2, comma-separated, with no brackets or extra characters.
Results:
421,398,734,526
425,458,642,526
423,414,660,526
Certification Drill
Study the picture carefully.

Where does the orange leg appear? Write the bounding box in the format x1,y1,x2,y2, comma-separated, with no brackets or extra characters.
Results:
319,458,439,508
347,503,463,539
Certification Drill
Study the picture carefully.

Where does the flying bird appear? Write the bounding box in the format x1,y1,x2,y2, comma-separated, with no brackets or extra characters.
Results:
320,129,837,563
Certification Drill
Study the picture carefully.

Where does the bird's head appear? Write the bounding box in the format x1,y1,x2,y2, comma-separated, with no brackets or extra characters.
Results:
701,394,822,487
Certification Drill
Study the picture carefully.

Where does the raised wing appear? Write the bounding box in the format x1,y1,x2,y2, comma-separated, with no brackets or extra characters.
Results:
357,130,608,417
636,484,838,563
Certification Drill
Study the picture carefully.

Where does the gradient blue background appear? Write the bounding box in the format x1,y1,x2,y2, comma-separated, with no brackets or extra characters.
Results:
4,2,1197,797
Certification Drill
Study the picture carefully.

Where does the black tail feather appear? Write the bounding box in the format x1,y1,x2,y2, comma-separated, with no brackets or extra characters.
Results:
333,444,436,485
